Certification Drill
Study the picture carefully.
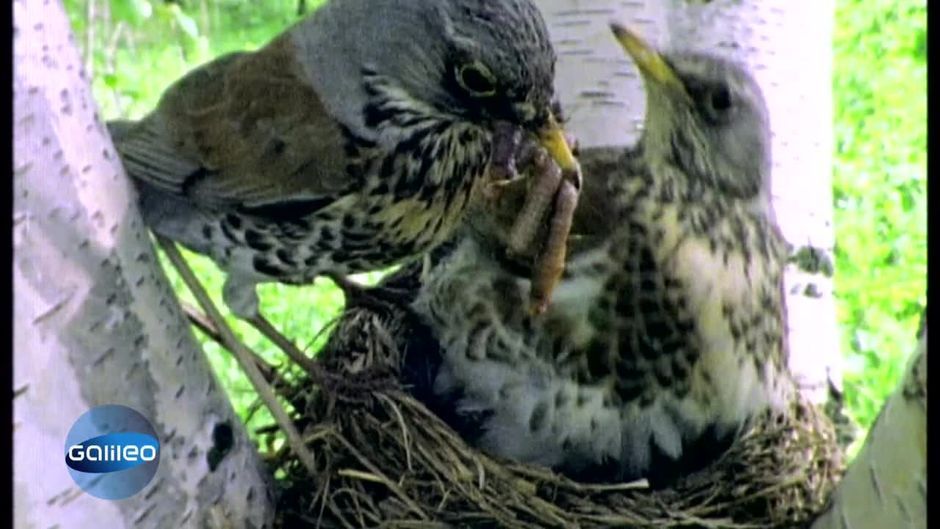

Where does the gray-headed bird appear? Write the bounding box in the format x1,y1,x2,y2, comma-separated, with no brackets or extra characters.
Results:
409,24,794,486
108,0,578,336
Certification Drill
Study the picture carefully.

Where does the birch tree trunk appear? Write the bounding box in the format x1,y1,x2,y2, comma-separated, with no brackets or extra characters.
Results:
539,2,925,527
13,1,274,527
17,0,922,526
810,325,927,529
538,0,840,405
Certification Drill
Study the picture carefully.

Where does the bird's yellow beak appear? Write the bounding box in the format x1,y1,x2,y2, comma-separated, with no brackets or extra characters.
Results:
610,23,689,98
537,113,579,174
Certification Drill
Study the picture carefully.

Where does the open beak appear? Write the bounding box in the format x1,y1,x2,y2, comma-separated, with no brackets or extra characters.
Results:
610,23,689,100
537,112,580,177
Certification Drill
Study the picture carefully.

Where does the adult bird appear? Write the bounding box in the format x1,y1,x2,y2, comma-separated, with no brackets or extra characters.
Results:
408,24,794,486
108,0,578,351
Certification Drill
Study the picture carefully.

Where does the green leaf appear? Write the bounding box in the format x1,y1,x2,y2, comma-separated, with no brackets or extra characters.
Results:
112,0,153,27
102,73,119,88
170,5,200,39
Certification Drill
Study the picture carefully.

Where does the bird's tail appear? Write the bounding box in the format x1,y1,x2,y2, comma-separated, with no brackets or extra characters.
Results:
131,180,216,255
105,119,215,255
106,119,137,144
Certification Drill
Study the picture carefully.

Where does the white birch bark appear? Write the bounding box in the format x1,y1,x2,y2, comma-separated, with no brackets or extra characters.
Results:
13,1,274,527
809,326,927,529
538,0,840,405
540,3,926,527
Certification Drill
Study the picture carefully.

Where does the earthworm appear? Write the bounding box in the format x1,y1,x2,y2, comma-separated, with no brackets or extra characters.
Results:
507,148,563,256
529,175,580,315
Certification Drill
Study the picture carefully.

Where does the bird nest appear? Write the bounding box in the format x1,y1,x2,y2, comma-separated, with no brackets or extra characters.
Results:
266,270,844,529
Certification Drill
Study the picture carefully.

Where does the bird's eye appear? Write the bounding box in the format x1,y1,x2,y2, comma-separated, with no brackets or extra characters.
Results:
456,62,497,97
710,86,732,111
696,83,734,123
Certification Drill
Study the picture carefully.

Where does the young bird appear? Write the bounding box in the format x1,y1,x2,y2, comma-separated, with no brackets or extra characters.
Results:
409,24,794,486
108,0,577,331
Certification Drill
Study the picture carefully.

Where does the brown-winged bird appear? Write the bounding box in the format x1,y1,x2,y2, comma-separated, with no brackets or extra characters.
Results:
108,0,577,324
408,25,794,486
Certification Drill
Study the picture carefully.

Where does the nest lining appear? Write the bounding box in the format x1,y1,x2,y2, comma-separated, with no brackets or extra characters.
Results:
262,285,844,529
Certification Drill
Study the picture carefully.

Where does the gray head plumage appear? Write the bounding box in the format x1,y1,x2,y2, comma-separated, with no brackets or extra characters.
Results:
440,0,556,123
644,52,772,200
610,25,771,202
293,0,558,140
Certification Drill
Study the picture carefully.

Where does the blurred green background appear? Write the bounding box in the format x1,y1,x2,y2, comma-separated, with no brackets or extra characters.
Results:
62,0,926,458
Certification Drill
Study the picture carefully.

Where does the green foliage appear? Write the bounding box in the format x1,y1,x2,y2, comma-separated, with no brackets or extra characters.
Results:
67,0,321,120
155,247,352,434
832,0,926,454
65,0,335,437
63,1,926,456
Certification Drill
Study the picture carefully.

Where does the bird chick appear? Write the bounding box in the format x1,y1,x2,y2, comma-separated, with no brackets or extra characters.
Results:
409,24,794,486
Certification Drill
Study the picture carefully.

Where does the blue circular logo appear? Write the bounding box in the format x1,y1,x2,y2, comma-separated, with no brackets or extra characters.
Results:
64,404,161,500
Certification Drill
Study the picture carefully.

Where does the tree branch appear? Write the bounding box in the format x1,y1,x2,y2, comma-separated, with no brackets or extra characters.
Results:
809,320,926,529
13,1,273,526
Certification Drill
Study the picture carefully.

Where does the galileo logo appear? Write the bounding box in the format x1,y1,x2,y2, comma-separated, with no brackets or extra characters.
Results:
64,405,161,500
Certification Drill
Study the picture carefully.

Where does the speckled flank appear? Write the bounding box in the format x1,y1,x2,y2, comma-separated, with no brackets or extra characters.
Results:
192,70,492,286
411,51,793,485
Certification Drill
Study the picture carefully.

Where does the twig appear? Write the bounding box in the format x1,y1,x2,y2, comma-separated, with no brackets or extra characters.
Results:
157,236,318,475
181,300,223,342
180,301,279,381
248,315,321,374
332,434,430,520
